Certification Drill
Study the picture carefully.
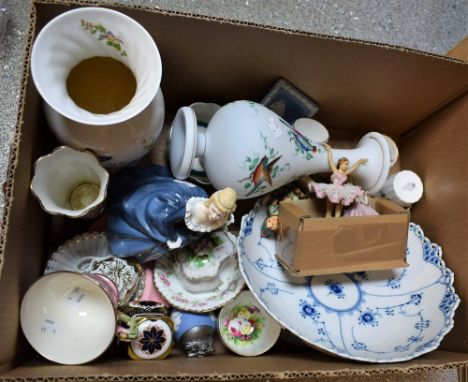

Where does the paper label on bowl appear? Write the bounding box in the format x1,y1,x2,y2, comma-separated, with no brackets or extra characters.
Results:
40,318,61,336
65,287,86,310
267,117,285,138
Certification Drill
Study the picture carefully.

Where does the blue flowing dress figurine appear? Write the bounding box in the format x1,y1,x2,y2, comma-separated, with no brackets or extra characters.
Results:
106,165,208,263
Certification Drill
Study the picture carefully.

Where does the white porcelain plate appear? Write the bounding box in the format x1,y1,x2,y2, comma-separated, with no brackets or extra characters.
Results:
153,242,245,313
45,232,144,306
238,202,459,363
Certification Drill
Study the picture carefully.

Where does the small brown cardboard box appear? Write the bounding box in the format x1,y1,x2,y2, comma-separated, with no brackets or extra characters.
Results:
0,1,467,380
277,197,409,276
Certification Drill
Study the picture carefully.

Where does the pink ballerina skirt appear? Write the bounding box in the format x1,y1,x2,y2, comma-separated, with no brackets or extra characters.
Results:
309,172,364,206
343,201,379,216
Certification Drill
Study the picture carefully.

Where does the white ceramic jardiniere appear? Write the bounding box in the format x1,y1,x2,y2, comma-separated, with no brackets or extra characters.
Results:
31,7,165,168
30,146,109,219
170,101,395,199
20,272,118,365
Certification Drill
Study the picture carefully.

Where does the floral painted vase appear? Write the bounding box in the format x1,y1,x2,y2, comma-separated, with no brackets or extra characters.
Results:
170,101,396,198
31,7,165,168
170,309,217,357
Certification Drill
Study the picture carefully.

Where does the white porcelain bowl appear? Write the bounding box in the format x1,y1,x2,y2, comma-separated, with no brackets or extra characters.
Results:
238,202,459,362
20,272,117,365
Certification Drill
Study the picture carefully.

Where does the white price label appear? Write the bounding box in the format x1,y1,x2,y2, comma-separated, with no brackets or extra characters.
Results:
65,287,86,310
267,117,284,138
40,318,60,336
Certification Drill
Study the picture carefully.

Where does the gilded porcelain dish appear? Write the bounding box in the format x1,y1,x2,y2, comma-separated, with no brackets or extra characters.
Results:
153,235,245,312
218,290,281,357
238,202,459,362
127,316,174,360
45,232,144,307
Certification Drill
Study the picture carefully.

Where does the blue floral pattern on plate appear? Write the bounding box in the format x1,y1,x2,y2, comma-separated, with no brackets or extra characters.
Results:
237,202,459,362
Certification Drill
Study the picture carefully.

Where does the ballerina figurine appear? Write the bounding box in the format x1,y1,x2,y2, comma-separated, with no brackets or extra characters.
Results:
185,187,237,232
309,143,368,217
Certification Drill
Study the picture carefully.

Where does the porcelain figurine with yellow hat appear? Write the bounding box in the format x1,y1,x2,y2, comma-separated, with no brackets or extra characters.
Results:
185,187,237,232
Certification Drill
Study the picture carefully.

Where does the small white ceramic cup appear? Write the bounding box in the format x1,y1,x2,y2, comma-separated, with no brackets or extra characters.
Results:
30,146,109,219
31,7,165,168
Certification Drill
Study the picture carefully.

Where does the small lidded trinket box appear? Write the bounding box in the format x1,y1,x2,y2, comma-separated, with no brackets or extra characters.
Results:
171,309,217,357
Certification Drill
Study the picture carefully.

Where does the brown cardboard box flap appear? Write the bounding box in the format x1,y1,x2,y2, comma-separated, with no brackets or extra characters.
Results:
277,198,409,275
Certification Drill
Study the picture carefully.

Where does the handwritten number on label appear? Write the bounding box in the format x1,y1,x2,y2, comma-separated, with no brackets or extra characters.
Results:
267,117,284,138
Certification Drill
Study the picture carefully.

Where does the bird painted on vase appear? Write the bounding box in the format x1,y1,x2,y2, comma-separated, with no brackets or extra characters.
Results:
237,155,283,197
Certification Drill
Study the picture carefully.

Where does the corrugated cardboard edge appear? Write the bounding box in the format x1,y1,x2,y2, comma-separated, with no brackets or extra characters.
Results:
0,1,466,379
31,0,468,65
0,1,36,277
1,360,468,381
447,37,468,62
276,253,407,277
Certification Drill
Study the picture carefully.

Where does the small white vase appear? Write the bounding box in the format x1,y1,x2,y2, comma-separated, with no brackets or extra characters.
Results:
30,146,109,219
170,101,394,199
31,7,165,168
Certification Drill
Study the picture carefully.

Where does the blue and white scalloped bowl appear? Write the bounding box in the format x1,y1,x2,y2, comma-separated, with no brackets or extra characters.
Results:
238,202,460,363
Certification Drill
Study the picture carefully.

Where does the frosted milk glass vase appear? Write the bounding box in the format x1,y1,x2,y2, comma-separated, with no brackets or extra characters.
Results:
170,101,396,199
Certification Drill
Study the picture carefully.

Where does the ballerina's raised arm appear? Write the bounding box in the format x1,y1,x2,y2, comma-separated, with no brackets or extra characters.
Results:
322,143,338,173
345,157,368,175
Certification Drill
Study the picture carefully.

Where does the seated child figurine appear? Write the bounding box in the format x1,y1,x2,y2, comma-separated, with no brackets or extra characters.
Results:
309,143,367,217
184,187,237,232
106,165,208,263
261,186,307,238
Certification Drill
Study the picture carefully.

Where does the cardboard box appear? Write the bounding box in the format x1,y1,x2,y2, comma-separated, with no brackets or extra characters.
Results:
277,197,409,276
0,1,467,380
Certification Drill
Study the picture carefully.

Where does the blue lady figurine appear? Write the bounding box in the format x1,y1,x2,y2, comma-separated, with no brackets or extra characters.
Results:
106,165,208,263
